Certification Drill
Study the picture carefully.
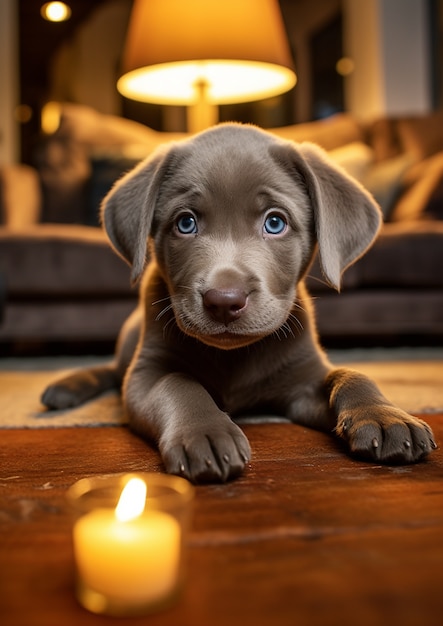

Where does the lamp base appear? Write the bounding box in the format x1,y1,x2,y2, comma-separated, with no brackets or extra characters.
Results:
186,79,218,134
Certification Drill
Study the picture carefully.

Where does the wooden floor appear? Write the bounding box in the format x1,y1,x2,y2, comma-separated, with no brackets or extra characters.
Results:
1,416,443,626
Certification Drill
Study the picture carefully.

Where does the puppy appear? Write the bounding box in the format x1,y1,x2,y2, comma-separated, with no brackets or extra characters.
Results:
42,123,436,483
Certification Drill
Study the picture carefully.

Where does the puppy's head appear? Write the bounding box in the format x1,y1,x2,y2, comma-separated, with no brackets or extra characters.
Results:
102,123,381,349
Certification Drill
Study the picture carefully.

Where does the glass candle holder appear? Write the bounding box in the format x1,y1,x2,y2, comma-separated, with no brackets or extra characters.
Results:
67,472,194,617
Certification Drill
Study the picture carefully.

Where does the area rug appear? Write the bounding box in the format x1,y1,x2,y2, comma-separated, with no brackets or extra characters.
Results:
0,350,442,429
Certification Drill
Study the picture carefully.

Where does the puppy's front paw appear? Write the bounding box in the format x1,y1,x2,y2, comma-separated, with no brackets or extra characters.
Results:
336,406,437,464
42,381,87,410
41,371,104,409
160,420,251,484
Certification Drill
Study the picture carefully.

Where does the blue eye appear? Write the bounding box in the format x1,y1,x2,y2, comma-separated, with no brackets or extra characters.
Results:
176,213,198,235
264,213,287,236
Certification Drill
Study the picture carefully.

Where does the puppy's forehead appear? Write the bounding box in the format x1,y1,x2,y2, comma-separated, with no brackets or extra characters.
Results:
191,123,274,152
178,125,286,192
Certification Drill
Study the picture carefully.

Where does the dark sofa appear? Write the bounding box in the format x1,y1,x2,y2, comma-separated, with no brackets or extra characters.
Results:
1,104,442,349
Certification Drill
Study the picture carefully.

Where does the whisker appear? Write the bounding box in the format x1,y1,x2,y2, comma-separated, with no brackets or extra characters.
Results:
161,315,178,341
292,301,307,314
152,295,172,307
278,325,288,339
287,313,304,334
272,328,284,342
306,273,330,288
281,321,296,338
155,304,174,322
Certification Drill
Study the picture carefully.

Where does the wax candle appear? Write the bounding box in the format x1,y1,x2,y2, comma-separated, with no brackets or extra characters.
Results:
72,477,181,612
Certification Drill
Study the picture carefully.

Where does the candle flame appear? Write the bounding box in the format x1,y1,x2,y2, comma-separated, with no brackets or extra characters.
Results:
115,477,147,522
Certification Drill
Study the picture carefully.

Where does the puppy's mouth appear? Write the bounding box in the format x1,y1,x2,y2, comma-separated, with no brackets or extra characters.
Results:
175,316,265,349
198,330,263,350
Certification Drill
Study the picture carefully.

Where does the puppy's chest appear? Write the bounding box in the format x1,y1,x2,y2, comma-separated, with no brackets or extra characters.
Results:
190,348,287,414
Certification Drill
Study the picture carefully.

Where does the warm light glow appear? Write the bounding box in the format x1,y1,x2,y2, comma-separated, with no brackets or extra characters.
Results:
41,101,62,134
14,104,33,124
118,60,296,105
119,0,295,112
115,477,147,522
41,2,71,22
336,57,355,77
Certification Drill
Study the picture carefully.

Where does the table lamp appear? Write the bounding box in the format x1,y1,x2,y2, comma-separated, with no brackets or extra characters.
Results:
117,0,296,133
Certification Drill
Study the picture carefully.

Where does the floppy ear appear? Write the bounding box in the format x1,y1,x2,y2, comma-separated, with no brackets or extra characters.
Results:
101,144,178,285
274,141,382,290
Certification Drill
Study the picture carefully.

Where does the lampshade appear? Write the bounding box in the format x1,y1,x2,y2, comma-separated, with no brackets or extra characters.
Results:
117,0,296,106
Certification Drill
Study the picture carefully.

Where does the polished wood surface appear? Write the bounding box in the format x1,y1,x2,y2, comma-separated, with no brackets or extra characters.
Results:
1,417,443,626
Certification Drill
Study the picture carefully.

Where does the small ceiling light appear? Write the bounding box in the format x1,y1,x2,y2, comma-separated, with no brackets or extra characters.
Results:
41,2,72,23
336,57,355,77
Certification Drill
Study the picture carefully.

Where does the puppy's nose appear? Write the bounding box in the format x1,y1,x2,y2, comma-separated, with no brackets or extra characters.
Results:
203,288,248,325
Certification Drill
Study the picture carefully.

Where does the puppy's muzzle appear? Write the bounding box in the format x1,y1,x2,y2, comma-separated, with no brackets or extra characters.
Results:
203,288,248,326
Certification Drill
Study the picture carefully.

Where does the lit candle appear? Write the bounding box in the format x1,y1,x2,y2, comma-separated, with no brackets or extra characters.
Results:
72,477,181,612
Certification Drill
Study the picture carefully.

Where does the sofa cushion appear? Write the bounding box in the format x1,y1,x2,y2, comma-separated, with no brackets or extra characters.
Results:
307,222,443,292
0,224,135,297
396,111,443,160
349,222,443,288
325,143,413,220
327,142,374,182
54,102,188,153
35,138,91,224
365,118,403,163
362,154,415,219
367,113,443,163
88,155,142,227
389,152,443,222
271,114,364,151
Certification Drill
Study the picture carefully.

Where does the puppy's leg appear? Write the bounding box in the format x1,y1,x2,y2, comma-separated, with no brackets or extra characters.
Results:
124,363,251,483
327,368,437,463
41,307,142,410
41,364,119,409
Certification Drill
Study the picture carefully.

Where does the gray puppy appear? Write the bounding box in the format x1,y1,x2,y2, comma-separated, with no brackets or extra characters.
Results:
42,123,436,483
